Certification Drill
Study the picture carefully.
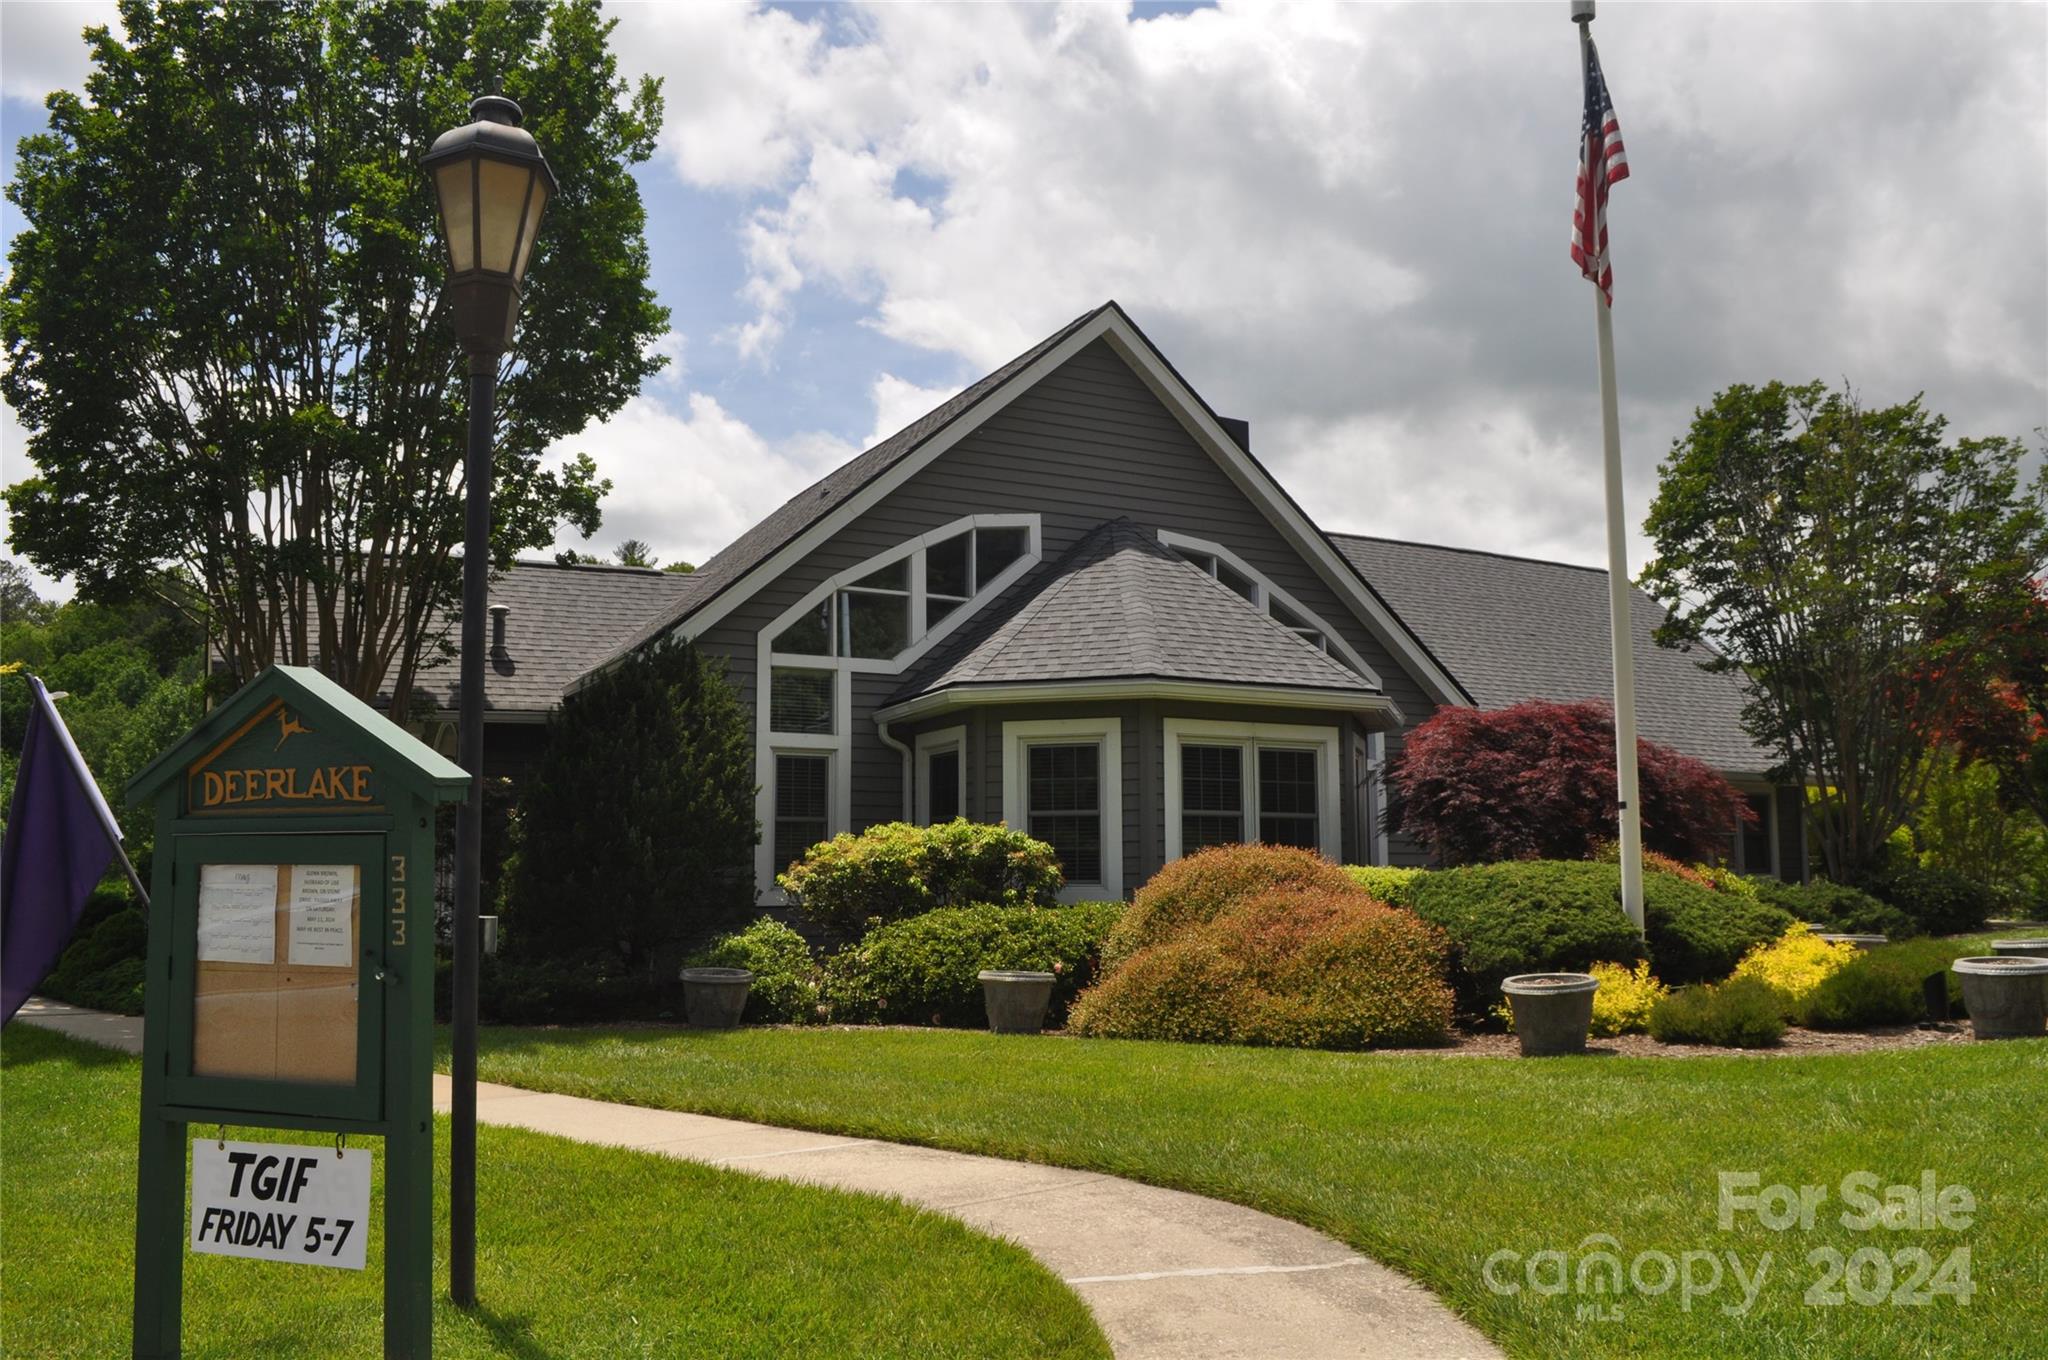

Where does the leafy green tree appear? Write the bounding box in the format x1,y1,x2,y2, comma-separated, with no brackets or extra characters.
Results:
1643,381,2047,886
613,538,657,568
507,640,757,977
3,0,666,715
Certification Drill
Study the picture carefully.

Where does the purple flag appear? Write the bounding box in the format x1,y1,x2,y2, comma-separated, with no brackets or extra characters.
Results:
2,675,125,1022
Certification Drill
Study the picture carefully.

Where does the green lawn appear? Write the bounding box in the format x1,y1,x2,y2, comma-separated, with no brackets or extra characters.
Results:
467,1016,2048,1359
0,1026,1108,1360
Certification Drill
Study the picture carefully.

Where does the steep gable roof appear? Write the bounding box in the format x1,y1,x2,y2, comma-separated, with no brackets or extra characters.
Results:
579,302,1467,707
887,518,1379,710
1329,534,1776,777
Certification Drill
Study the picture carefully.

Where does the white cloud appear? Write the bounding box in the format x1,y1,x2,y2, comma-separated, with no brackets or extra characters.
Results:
608,0,2046,571
865,372,960,448
0,1,119,102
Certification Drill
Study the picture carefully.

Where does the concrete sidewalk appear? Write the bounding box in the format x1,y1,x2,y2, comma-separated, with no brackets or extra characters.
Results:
15,999,1501,1359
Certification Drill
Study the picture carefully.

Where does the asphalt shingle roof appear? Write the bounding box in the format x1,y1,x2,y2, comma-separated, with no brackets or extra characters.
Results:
593,303,1115,671
409,560,700,715
889,518,1379,705
1328,534,1774,775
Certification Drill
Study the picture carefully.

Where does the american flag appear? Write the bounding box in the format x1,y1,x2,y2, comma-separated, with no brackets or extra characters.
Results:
1572,39,1629,304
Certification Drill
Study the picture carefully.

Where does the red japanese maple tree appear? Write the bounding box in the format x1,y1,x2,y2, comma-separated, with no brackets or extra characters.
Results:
1385,699,1753,866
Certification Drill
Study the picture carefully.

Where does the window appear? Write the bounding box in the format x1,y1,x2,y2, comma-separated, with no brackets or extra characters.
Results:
1740,793,1775,876
1002,718,1122,898
1267,599,1326,652
1258,748,1320,847
1163,719,1338,860
918,725,967,825
1180,744,1244,851
1027,745,1102,884
927,749,961,823
773,754,829,869
1158,531,1388,682
767,519,1039,666
769,668,834,734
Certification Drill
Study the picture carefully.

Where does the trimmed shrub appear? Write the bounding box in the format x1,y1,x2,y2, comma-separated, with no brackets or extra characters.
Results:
686,917,821,1024
509,639,756,982
780,821,1064,935
1386,699,1752,864
1403,862,1646,1009
1648,978,1787,1048
1642,872,1797,985
1588,960,1669,1037
1744,877,1920,939
40,901,149,1014
1729,925,1857,1014
1343,865,1423,907
1104,845,1361,971
478,953,673,1026
820,902,1123,1027
1862,861,1996,937
1070,889,1453,1050
1797,961,1925,1030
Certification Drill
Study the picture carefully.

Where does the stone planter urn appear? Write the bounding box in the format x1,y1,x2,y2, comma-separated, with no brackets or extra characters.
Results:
1500,973,1600,1056
978,970,1057,1034
679,967,753,1029
1991,939,2048,961
1950,957,2048,1040
1817,933,1888,951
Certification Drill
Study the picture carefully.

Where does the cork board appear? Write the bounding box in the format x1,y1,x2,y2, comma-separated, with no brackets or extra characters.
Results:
192,863,360,1085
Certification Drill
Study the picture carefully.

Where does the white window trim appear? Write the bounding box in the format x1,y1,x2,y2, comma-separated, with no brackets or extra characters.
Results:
1163,717,1342,862
915,725,967,825
762,513,1041,676
761,745,837,897
1155,530,1383,687
754,515,1040,897
1368,730,1391,867
1002,717,1123,902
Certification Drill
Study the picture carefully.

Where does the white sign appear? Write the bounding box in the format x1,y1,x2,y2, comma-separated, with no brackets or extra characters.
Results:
287,864,356,967
196,865,278,965
190,1139,370,1270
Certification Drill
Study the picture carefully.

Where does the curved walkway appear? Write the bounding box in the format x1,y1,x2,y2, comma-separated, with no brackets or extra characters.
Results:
18,999,1501,1360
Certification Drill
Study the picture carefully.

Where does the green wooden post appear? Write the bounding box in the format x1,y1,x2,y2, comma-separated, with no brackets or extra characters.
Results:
124,667,469,1359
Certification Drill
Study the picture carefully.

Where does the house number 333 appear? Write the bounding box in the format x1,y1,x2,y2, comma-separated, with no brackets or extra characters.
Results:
390,854,407,947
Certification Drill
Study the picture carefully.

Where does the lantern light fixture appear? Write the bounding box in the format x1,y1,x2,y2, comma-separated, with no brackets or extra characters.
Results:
423,95,556,354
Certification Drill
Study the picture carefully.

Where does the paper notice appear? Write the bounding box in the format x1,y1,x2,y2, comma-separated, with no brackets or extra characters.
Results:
197,864,279,964
288,864,357,968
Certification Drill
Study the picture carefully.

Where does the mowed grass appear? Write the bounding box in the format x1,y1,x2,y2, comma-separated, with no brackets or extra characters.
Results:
468,1017,2048,1360
0,1026,1108,1360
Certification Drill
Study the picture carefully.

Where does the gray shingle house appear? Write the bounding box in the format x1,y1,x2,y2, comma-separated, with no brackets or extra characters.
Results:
446,302,1804,898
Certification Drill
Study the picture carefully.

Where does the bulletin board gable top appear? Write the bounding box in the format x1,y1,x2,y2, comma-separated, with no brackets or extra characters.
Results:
125,665,470,817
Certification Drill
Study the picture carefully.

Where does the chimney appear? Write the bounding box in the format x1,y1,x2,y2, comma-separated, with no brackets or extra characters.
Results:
489,604,510,656
1216,416,1250,452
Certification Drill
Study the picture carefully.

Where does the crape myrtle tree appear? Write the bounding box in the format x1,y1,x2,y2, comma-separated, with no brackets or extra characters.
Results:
2,0,667,714
1386,699,1751,866
1642,381,2047,887
508,640,757,978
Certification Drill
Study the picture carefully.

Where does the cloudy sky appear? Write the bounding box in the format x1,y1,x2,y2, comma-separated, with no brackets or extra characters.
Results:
3,0,2044,597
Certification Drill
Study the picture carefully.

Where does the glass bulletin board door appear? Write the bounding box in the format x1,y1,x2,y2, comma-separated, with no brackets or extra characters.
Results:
165,833,385,1121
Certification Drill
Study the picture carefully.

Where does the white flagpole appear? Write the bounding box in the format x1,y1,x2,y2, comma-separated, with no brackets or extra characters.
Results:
1575,0,1645,931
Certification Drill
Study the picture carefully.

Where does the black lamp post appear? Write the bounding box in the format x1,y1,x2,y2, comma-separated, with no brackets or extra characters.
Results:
424,93,554,1310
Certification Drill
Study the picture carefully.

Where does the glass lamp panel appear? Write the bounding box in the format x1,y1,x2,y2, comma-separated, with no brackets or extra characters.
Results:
435,162,477,273
510,175,549,284
477,158,535,274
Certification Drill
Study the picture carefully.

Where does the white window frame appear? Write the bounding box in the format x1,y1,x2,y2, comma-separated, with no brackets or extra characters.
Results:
765,746,836,887
1155,530,1383,685
1368,730,1391,867
1002,717,1123,901
753,514,1041,896
915,724,967,825
1163,718,1342,862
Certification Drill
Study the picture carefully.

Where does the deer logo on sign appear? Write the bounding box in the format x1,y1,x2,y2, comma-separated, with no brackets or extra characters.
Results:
274,710,312,751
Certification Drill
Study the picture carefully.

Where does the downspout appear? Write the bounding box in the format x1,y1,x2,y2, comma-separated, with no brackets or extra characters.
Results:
877,718,914,821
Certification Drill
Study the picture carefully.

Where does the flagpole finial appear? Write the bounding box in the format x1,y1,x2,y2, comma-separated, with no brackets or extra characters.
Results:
1571,0,1595,23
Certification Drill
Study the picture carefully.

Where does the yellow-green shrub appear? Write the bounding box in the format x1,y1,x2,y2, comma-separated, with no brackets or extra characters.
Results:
1730,924,1856,1010
1102,844,1361,970
1588,960,1669,1036
1071,888,1453,1050
1343,865,1424,906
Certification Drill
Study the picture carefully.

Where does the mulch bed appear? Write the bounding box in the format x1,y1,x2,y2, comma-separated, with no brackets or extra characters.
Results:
1376,1022,1977,1059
